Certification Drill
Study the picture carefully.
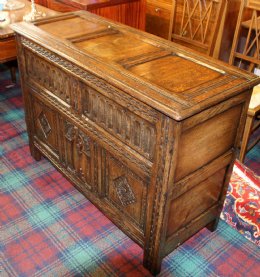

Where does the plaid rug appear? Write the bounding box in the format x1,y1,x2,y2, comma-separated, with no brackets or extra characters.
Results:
1,65,260,276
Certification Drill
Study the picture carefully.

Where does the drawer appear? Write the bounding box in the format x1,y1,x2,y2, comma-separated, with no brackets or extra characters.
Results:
146,3,171,39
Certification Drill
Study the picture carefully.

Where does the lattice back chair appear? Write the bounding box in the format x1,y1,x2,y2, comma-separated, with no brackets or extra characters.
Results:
171,0,227,58
229,0,260,162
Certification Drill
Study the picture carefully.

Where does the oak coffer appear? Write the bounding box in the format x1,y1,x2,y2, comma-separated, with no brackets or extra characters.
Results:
12,11,259,274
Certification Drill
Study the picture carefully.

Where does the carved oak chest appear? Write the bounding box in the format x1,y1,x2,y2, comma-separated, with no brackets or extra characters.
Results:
12,11,259,274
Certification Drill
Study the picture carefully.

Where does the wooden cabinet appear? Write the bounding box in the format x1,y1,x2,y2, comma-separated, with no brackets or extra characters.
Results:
145,0,173,39
35,0,146,30
12,11,259,274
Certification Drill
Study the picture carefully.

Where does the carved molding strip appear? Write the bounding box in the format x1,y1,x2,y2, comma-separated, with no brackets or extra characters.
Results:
146,117,170,268
113,176,136,206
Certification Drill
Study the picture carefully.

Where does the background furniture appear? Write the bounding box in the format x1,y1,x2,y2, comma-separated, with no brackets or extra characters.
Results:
145,0,174,39
35,0,146,30
145,0,244,61
145,0,228,58
229,0,260,162
0,0,58,81
12,11,259,274
170,0,228,58
239,86,260,162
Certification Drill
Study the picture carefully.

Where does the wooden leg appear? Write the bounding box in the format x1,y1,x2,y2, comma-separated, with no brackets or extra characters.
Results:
239,114,254,163
143,255,162,276
143,246,164,276
206,218,219,232
10,66,16,83
30,144,42,161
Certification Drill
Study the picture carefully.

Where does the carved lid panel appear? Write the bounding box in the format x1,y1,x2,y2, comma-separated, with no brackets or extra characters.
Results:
38,15,107,39
74,32,160,63
12,12,260,120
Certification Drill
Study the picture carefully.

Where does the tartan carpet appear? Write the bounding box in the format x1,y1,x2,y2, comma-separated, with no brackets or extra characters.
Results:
1,65,260,276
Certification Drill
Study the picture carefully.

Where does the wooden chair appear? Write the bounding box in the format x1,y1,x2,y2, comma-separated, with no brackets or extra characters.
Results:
229,0,260,162
170,0,227,58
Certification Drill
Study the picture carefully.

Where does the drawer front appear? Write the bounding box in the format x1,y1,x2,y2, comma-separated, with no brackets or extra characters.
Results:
25,50,78,109
146,0,173,8
146,3,171,39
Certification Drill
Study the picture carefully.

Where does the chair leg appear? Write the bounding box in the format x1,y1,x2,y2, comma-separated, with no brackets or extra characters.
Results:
239,114,254,163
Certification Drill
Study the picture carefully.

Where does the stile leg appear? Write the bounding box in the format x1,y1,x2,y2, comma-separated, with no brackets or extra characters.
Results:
30,144,42,161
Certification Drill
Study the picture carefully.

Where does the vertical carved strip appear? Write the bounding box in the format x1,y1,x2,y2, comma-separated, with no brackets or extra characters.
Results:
83,87,90,116
121,109,126,140
134,120,141,147
117,109,122,135
143,125,151,154
107,104,113,129
125,113,131,142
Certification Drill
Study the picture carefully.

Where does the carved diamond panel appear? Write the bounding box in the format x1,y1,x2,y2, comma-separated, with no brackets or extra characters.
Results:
38,111,51,138
113,176,136,206
65,121,76,142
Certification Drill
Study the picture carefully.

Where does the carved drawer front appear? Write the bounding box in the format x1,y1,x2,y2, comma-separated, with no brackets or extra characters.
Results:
82,87,156,161
32,97,59,158
60,119,96,191
25,50,80,111
104,154,148,231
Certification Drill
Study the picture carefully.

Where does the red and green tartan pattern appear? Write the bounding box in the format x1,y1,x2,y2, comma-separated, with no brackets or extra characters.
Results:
1,65,260,276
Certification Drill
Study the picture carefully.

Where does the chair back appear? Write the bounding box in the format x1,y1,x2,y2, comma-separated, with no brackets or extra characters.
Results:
171,0,226,57
229,0,260,72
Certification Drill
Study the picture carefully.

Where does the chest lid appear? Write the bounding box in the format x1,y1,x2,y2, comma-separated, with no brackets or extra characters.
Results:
11,11,260,120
